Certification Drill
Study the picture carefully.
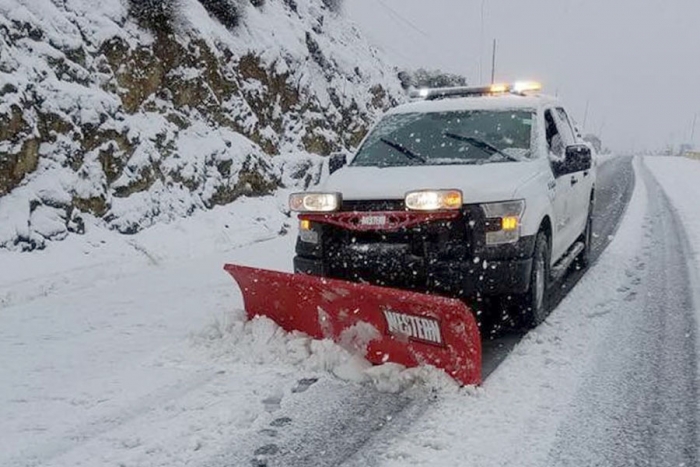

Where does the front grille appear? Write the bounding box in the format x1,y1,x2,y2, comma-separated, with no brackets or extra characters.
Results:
341,199,405,211
326,200,477,262
302,203,490,293
325,217,470,262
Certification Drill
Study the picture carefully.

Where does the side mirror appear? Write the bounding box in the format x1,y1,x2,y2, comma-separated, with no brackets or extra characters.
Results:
554,145,592,176
328,152,348,175
565,144,592,173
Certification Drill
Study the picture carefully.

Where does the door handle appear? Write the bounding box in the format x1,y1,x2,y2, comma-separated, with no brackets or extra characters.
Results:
571,177,578,186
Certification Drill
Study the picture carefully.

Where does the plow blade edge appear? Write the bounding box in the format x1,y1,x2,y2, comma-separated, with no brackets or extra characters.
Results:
224,264,482,386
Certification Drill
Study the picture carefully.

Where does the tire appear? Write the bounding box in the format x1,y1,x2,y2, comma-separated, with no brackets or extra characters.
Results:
576,201,594,269
518,231,551,328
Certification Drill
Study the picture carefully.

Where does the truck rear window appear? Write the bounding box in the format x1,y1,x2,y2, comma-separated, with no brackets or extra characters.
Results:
351,110,535,167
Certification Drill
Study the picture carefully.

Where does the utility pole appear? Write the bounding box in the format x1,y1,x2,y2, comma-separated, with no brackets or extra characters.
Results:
479,0,486,83
691,113,697,144
582,100,589,130
490,39,497,84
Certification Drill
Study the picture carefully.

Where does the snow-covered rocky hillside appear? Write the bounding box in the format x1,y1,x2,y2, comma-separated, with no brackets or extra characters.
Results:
0,0,403,250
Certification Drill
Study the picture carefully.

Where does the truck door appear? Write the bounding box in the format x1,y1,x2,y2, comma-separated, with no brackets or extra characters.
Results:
544,109,576,263
555,107,590,238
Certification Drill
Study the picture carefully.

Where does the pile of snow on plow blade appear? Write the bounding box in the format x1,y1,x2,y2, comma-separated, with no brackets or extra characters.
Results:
224,264,482,386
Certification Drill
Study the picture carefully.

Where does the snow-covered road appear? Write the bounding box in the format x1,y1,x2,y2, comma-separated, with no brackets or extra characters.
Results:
1,156,698,467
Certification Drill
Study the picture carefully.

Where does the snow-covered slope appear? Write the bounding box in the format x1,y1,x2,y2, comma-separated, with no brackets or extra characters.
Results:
0,0,403,250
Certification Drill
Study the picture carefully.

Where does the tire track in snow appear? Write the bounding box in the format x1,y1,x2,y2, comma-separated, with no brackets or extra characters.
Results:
205,377,425,467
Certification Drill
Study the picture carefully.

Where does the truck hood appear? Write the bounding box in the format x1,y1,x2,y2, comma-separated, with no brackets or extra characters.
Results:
323,163,542,204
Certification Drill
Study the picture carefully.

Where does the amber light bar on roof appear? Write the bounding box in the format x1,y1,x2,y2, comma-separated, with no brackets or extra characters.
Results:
411,81,542,100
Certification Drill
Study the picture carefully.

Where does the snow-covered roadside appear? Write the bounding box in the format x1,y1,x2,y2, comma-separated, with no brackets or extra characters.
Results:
0,191,292,311
643,155,700,351
0,187,304,466
643,156,700,286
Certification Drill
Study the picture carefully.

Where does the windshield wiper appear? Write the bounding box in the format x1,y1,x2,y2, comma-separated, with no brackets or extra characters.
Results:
379,137,426,164
442,132,520,162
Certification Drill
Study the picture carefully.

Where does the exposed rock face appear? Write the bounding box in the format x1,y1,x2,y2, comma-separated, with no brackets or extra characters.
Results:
0,0,402,250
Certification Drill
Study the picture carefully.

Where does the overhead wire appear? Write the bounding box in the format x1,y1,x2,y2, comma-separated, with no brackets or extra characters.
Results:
375,0,432,40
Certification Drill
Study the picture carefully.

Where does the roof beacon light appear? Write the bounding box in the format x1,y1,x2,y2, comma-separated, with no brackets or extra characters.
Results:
412,82,543,100
490,83,508,94
512,81,542,94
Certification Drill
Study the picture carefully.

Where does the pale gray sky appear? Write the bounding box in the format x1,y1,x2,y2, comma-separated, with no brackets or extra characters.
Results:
346,0,700,152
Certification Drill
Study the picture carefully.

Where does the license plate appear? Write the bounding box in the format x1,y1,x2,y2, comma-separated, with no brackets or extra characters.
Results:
360,215,387,226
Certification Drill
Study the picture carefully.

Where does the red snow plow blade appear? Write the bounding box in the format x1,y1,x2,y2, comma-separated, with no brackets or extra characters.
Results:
224,264,482,386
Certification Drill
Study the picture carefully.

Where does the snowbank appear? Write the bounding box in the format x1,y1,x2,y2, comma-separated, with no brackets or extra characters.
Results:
643,155,700,313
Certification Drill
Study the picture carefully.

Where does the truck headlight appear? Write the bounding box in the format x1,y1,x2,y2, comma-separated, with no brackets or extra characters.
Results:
481,200,525,245
289,192,341,212
405,190,462,211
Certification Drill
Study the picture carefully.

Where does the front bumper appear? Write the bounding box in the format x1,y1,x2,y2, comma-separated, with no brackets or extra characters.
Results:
294,252,533,297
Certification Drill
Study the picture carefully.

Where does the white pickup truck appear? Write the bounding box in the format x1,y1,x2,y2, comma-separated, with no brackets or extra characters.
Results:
290,82,596,327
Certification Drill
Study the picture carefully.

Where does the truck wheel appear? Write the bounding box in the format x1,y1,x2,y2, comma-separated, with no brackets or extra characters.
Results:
519,231,550,328
577,205,594,269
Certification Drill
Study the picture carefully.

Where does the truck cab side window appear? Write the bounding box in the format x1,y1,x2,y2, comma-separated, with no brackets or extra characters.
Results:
555,107,576,146
544,109,563,157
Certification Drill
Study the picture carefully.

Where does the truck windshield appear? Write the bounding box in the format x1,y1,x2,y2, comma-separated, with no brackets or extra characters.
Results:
351,109,535,167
